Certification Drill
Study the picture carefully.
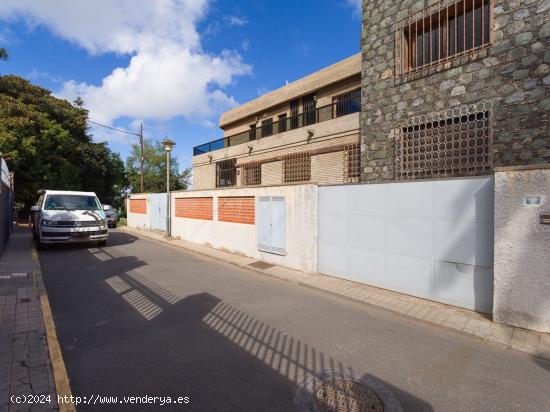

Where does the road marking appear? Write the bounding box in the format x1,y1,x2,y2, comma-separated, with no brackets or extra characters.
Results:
105,276,132,294
127,271,181,305
93,252,111,261
122,289,163,320
32,246,76,412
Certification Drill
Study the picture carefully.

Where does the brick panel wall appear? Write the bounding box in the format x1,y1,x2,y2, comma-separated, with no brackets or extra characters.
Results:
175,197,213,220
129,199,147,214
218,197,255,225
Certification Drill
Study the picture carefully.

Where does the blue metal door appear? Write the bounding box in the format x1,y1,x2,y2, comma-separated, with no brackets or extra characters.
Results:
149,193,167,231
257,197,286,255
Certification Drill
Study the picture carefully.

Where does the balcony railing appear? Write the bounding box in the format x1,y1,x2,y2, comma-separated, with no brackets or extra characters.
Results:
193,94,361,156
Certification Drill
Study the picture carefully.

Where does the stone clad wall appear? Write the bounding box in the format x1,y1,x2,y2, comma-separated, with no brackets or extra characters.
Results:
361,0,550,183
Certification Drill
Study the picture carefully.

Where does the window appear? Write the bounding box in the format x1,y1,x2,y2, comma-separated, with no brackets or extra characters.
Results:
283,153,311,183
241,162,262,186
261,118,273,138
333,89,361,118
216,159,237,188
396,102,492,180
302,94,317,126
290,100,299,130
249,124,257,141
344,143,361,183
278,114,287,133
396,0,493,79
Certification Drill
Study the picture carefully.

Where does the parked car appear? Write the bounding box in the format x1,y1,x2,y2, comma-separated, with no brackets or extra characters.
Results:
102,204,117,228
31,190,108,247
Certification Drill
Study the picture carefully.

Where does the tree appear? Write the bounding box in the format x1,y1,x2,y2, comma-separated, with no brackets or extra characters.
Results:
0,75,127,215
126,139,190,193
0,48,7,61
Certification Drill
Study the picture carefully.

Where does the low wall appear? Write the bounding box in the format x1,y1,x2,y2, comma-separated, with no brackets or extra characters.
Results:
126,195,150,231
493,166,550,333
171,185,318,273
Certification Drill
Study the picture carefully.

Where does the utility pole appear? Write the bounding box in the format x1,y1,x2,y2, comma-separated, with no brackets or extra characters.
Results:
140,122,144,193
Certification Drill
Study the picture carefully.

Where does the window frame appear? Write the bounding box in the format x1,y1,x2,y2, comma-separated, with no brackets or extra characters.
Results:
282,152,311,183
395,0,494,81
216,159,237,188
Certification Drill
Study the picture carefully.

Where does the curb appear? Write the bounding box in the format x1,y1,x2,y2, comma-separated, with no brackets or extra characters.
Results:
118,226,550,363
31,246,76,412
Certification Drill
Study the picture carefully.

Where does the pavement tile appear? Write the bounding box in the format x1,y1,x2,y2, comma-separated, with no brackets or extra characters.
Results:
0,228,57,407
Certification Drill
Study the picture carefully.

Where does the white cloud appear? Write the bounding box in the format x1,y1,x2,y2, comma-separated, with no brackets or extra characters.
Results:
0,0,251,132
224,15,248,27
346,0,362,17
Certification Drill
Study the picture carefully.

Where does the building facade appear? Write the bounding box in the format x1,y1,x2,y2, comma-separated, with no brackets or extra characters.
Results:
192,54,362,190
361,0,549,183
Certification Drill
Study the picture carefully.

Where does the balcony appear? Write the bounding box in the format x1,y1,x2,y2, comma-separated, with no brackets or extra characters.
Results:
193,94,361,156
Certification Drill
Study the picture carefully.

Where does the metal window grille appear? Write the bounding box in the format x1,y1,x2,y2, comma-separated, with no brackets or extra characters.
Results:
395,0,493,81
344,143,361,183
261,119,273,138
396,101,492,180
302,94,317,126
249,125,257,141
283,152,311,183
241,162,262,186
216,159,237,188
290,100,300,130
278,114,287,133
333,89,361,118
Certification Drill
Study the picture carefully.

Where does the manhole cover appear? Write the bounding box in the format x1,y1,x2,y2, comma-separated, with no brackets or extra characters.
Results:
314,380,384,412
296,370,403,412
248,261,275,270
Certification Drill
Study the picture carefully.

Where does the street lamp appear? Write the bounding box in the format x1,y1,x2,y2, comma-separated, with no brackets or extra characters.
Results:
161,137,176,237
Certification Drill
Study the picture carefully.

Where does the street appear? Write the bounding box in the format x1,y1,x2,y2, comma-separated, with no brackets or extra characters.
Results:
38,230,550,412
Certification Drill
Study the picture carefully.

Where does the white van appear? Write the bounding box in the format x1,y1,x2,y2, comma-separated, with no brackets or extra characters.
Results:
31,190,109,247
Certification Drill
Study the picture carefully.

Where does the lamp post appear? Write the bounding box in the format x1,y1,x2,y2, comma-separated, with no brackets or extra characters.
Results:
161,138,176,237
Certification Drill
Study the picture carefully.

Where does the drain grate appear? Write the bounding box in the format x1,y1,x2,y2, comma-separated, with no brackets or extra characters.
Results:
19,298,31,303
314,380,384,412
248,261,275,270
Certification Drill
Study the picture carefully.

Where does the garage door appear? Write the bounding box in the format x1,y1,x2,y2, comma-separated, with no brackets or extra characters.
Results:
318,177,494,313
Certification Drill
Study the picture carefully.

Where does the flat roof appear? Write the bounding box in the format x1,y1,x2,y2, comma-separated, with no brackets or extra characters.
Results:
219,53,361,128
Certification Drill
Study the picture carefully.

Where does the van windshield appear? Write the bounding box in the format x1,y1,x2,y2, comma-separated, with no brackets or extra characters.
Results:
44,195,101,211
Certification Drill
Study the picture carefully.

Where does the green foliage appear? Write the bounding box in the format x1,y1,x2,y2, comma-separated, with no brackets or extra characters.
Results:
0,48,7,61
126,139,190,193
0,75,127,214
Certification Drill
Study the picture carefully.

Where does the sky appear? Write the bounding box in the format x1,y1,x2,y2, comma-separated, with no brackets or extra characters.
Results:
0,0,361,172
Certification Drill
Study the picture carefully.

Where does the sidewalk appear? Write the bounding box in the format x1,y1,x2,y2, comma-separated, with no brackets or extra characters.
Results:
121,225,550,362
0,226,58,412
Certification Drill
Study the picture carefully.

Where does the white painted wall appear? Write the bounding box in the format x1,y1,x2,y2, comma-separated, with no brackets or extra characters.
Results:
493,166,550,333
171,185,318,273
127,195,151,231
318,177,495,313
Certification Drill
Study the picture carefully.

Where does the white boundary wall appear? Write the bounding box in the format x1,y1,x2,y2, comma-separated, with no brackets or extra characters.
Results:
493,166,550,333
170,185,318,273
126,194,151,231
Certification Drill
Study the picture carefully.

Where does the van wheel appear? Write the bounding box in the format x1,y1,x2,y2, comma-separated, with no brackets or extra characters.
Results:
98,240,107,247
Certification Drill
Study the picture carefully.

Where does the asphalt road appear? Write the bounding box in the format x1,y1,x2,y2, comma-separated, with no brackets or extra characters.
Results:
38,230,550,412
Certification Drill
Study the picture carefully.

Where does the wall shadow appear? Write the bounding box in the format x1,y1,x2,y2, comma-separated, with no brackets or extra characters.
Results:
38,234,433,411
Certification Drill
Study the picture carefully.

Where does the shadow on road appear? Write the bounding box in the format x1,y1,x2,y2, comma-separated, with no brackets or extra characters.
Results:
38,230,433,411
